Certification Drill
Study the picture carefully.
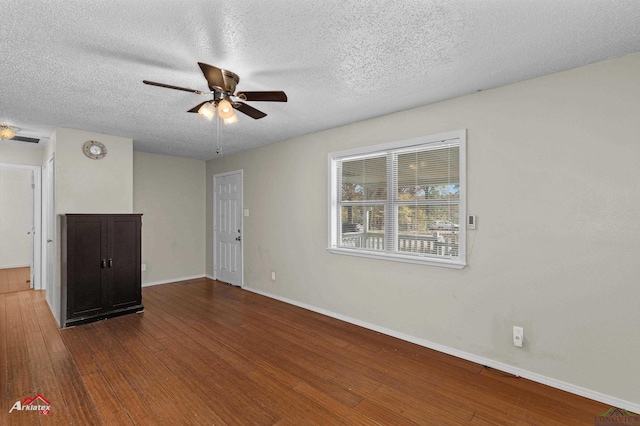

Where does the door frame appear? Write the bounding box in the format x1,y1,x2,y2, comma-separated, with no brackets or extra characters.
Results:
0,162,42,289
42,155,55,298
213,169,244,286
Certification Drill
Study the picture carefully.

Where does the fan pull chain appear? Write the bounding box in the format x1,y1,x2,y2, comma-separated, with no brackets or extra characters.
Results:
216,115,222,156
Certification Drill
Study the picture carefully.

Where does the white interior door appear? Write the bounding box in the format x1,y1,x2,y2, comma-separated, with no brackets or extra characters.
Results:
28,168,42,290
0,164,39,288
214,171,243,286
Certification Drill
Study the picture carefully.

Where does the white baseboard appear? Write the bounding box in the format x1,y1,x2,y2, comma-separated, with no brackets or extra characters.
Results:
142,274,206,287
243,285,640,414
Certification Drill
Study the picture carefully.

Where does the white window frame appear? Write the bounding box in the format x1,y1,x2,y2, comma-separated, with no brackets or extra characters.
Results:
328,129,466,269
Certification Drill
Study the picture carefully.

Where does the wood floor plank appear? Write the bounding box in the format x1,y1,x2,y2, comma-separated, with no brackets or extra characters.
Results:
59,325,100,376
82,370,134,425
97,315,232,425
479,366,610,414
1,282,616,425
18,291,40,336
0,269,8,294
33,295,66,355
244,369,345,425
23,331,71,425
7,269,19,293
96,359,164,425
6,268,30,294
354,400,418,426
153,336,279,425
4,293,32,411
116,310,168,354
146,285,361,410
0,267,31,296
241,323,365,407
0,294,8,426
49,350,103,424
292,381,381,426
135,300,253,374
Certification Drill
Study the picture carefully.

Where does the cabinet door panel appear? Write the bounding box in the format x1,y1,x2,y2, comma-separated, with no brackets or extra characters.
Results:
67,217,108,318
109,216,141,309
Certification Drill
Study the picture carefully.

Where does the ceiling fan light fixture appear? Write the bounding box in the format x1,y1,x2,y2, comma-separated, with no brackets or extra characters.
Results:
223,113,238,125
198,102,216,120
144,62,287,122
0,125,18,140
217,99,234,119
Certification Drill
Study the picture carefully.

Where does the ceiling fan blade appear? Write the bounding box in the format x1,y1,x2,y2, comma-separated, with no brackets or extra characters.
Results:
143,80,205,94
236,91,287,102
233,102,267,119
187,101,211,113
198,62,227,91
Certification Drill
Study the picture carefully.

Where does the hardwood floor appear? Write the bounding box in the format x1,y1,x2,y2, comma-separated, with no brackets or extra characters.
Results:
1,278,614,425
0,267,31,295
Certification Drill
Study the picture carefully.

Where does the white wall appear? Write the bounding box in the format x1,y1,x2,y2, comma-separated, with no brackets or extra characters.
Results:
133,151,206,285
0,167,31,268
206,53,640,408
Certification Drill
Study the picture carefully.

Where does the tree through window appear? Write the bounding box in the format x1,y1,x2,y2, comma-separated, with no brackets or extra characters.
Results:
329,130,466,268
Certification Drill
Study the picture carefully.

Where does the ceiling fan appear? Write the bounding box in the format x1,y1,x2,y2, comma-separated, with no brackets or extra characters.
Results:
143,62,287,123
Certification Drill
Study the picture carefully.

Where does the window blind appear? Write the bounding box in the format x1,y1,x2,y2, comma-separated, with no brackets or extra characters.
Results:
330,130,465,267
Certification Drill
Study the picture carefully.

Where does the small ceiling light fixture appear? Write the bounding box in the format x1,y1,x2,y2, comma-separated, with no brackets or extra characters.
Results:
217,99,235,120
198,102,216,120
0,125,19,140
223,114,238,125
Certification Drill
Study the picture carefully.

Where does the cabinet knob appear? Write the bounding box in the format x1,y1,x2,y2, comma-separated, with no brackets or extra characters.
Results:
101,259,107,268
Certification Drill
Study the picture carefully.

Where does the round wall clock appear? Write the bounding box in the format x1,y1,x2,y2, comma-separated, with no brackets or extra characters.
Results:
82,140,107,159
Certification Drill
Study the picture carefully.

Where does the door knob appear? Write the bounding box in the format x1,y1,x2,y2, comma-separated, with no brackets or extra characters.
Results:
47,239,53,243
236,236,241,241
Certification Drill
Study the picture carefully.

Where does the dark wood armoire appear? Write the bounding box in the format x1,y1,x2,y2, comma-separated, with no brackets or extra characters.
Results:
61,214,143,327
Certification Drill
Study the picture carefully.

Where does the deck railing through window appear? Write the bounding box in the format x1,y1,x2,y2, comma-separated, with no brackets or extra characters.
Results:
341,232,459,257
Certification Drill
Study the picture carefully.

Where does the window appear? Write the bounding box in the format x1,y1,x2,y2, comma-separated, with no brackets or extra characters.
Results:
328,130,466,268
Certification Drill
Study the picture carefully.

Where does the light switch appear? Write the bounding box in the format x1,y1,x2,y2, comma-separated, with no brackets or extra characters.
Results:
244,209,249,217
467,215,476,230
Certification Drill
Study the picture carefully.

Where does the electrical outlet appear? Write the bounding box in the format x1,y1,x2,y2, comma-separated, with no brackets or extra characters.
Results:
141,264,146,272
513,326,524,347
271,271,276,281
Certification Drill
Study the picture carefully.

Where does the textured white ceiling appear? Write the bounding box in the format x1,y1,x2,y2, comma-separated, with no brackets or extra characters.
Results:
1,1,639,159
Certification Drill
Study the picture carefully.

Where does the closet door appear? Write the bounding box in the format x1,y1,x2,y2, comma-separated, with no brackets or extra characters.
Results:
108,215,141,310
66,215,108,319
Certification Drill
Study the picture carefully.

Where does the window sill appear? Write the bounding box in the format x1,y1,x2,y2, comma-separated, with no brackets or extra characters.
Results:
327,247,466,269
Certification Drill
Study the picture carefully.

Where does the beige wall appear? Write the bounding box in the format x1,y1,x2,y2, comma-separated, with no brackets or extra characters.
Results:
50,128,134,326
54,128,133,214
133,152,206,285
0,167,32,268
206,53,640,407
0,140,45,166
